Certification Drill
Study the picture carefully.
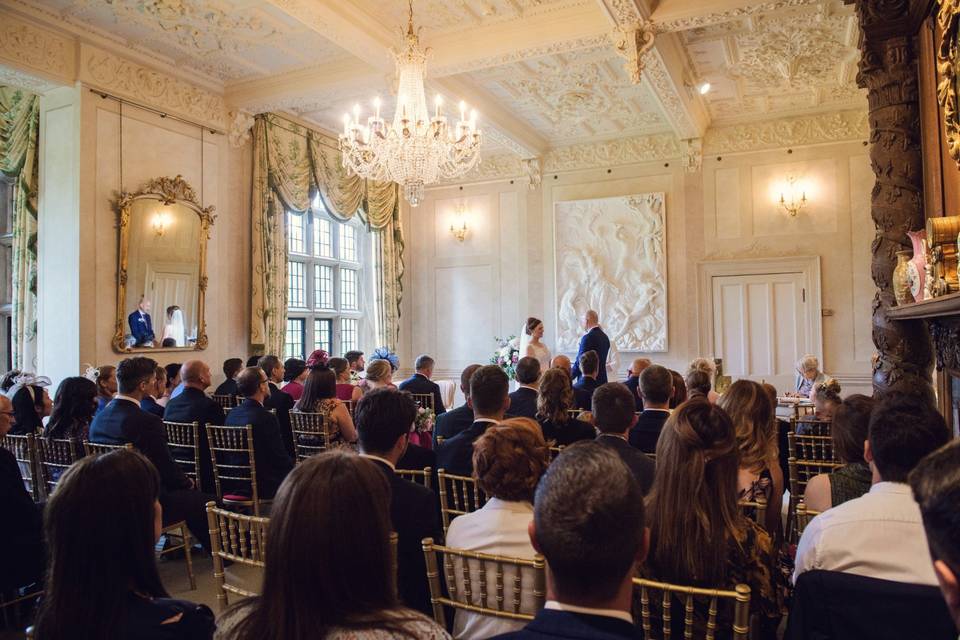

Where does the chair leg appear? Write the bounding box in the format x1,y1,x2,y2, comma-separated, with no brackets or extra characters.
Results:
181,523,196,591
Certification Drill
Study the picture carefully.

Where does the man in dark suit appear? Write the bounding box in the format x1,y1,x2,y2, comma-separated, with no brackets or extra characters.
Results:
433,364,482,445
593,382,654,494
127,296,155,347
436,365,509,477
140,365,166,418
491,443,647,640
163,360,224,493
397,354,447,415
258,355,295,455
89,356,212,550
225,367,294,501
571,309,610,384
356,387,443,617
572,351,600,410
213,357,243,397
622,358,650,412
508,357,540,419
628,365,673,454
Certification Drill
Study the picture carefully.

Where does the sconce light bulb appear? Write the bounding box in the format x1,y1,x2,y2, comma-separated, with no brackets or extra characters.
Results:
698,82,711,95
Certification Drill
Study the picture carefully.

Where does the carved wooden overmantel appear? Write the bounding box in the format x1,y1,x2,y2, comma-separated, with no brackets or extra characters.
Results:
853,0,937,402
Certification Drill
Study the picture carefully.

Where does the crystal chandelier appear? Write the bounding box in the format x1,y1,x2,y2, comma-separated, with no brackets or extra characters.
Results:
339,0,482,207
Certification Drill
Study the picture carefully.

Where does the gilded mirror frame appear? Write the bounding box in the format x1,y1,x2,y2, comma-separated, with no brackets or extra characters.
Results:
113,175,216,353
939,0,960,169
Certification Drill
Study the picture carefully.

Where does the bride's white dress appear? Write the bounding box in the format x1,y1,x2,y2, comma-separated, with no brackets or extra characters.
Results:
525,341,552,372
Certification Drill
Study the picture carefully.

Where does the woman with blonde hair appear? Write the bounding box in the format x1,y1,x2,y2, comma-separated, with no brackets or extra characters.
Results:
717,379,784,538
687,358,720,402
535,368,594,446
446,418,550,638
359,359,395,395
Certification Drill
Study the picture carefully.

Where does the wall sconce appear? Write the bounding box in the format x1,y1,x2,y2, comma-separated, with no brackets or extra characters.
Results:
779,176,808,217
450,202,469,242
152,208,171,237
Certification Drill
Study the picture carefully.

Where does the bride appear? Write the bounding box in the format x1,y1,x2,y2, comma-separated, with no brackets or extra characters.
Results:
161,305,186,347
519,317,552,372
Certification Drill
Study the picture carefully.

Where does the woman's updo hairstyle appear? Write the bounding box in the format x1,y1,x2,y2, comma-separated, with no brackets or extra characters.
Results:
525,317,542,336
365,359,393,383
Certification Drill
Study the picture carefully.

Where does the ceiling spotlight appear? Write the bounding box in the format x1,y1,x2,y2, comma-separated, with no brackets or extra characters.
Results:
698,82,711,95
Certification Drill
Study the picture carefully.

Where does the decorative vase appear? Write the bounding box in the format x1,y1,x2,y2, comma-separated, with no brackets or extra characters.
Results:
907,230,927,301
893,250,916,306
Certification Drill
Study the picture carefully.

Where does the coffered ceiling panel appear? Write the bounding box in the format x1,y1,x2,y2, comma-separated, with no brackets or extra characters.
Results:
350,0,590,35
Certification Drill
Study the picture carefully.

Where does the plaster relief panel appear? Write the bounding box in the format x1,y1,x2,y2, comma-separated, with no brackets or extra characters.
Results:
751,158,838,236
554,193,667,353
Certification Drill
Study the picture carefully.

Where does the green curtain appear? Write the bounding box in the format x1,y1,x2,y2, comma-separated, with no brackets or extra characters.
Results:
0,86,39,370
250,113,404,355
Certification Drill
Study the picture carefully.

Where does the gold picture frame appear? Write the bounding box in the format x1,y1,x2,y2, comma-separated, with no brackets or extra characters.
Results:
938,0,960,169
113,175,216,353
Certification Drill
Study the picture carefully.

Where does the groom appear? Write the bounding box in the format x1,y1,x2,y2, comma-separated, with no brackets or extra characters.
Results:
571,309,610,384
128,296,156,347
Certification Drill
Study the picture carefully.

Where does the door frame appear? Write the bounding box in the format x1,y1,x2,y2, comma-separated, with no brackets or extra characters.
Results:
697,256,823,369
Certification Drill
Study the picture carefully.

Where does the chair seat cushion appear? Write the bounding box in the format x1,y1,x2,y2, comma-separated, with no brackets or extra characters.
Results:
223,493,251,502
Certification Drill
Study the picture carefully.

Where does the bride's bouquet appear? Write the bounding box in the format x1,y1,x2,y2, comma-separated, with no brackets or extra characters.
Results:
491,335,520,380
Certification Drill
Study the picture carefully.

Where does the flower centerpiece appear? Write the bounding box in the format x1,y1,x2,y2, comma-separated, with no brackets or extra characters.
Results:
491,335,520,380
371,346,400,372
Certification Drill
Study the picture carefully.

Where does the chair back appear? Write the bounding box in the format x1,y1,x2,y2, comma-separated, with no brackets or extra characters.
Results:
411,393,434,411
342,399,356,416
565,408,583,419
787,432,842,497
548,445,564,462
289,411,327,462
422,538,546,628
435,435,445,446
82,440,133,456
437,469,486,534
1,433,40,501
633,577,751,640
164,421,202,488
738,493,768,529
205,501,268,611
211,394,237,410
206,424,264,516
396,466,432,490
36,437,81,496
795,502,821,537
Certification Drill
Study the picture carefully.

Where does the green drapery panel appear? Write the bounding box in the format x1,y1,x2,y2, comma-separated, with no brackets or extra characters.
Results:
250,113,404,355
0,86,39,370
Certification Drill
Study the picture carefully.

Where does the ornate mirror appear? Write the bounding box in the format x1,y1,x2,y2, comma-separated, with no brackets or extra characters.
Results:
113,175,216,353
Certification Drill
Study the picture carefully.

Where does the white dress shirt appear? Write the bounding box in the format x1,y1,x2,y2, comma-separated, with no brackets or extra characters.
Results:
793,481,937,586
445,498,537,640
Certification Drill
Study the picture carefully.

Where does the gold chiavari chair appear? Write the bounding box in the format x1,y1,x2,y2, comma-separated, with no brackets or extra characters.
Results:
36,437,82,497
206,424,268,517
411,393,435,412
397,466,432,490
211,394,237,410
435,436,446,446
791,416,832,438
422,538,546,628
343,400,356,416
795,502,821,537
437,469,487,535
633,578,751,640
548,445,564,462
82,440,133,456
737,493,768,530
164,421,202,490
1,432,41,502
786,431,841,543
289,411,328,462
565,408,583,420
205,501,268,611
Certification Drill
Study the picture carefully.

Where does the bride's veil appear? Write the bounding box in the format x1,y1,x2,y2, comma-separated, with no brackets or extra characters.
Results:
171,308,185,343
518,321,532,357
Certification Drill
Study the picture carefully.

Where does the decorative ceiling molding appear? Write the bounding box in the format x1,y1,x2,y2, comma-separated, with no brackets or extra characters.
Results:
654,0,822,32
642,48,701,139
596,0,645,27
431,34,610,76
0,9,75,85
457,153,525,183
543,132,682,171
79,43,228,130
703,108,869,153
611,19,657,84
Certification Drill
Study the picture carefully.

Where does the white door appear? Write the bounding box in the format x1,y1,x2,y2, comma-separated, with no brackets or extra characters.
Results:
711,272,810,391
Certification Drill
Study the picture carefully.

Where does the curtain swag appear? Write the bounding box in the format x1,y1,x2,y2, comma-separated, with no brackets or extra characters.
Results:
250,113,404,356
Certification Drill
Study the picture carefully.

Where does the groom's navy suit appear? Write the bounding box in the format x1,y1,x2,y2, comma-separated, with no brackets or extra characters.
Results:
128,309,155,345
571,326,611,384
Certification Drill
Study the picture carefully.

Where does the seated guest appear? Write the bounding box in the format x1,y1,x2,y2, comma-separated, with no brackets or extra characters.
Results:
139,365,166,418
360,358,395,394
8,373,53,434
295,365,358,447
33,449,214,640
355,389,442,617
805,378,842,424
280,357,307,401
492,443,646,640
214,357,243,397
629,365,673,453
89,356,212,551
94,364,117,413
163,360,225,493
44,376,98,442
623,358,650,411
684,369,712,402
804,394,874,512
550,354,572,374
593,382,654,494
668,370,687,409
642,401,783,635
398,354,447,414
447,418,549,638
329,356,362,403
794,354,826,398
688,358,721,403
0,369,20,393
0,394,43,594
536,368,595,447
795,394,951,585
572,350,600,410
508,356,541,419
910,439,960,631
259,355,295,455
215,451,448,640
345,349,366,378
719,380,783,537
434,363,482,445
245,355,260,367
226,367,295,501
158,363,181,408
437,365,509,477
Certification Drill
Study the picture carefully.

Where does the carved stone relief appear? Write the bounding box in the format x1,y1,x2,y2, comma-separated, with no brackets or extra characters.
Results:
554,193,667,353
0,10,75,84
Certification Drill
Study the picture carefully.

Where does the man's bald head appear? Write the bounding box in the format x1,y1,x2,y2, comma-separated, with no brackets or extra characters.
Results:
585,309,599,326
630,358,651,377
181,360,212,390
551,354,572,372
